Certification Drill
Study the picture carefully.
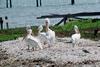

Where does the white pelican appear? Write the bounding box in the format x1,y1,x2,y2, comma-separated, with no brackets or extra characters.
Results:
24,25,43,50
71,25,81,47
38,25,50,47
45,18,56,46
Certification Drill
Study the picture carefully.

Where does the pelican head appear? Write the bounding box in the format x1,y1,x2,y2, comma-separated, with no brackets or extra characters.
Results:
26,25,31,30
26,25,32,35
45,18,50,32
74,25,78,30
38,25,43,33
74,25,80,33
45,18,50,26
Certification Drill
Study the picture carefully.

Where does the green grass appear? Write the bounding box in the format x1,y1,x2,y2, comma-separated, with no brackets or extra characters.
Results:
0,34,21,42
53,19,100,32
0,27,25,42
0,19,100,42
53,19,100,40
0,26,38,42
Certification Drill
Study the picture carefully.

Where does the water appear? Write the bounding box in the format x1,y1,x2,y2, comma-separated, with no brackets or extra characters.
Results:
0,0,100,28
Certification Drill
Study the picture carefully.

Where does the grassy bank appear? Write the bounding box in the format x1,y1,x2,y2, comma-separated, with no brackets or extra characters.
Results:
0,19,100,42
53,19,100,38
0,26,38,42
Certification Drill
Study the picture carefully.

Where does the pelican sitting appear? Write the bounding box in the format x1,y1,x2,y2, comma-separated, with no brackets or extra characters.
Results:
71,25,81,47
24,25,43,50
45,18,56,46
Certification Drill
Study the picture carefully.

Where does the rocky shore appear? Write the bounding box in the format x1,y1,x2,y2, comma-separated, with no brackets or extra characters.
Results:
0,37,100,67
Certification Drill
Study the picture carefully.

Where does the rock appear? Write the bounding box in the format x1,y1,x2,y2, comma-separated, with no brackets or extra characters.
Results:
82,49,90,53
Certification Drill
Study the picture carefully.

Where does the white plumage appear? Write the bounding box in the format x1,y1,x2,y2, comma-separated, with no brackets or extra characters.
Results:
38,25,50,46
71,25,81,47
47,28,55,45
45,18,56,46
38,18,56,47
25,26,43,50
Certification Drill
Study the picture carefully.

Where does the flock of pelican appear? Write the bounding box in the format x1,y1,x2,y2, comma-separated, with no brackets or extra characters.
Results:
23,18,81,51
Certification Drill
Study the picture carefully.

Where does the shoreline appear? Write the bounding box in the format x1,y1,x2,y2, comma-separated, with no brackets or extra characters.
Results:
0,19,100,42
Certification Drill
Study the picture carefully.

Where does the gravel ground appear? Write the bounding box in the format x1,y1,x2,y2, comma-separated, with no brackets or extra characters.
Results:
0,37,100,67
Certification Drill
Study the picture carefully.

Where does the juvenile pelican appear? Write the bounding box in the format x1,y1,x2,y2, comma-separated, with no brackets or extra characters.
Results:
24,25,43,50
38,25,49,47
71,25,81,47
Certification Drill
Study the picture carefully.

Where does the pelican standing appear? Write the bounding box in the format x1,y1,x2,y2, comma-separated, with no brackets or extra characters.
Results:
24,25,43,50
38,25,50,47
71,25,81,47
45,18,56,46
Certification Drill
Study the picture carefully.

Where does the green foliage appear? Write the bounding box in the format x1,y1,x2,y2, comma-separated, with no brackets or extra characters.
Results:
0,34,21,42
0,19,100,42
53,19,100,32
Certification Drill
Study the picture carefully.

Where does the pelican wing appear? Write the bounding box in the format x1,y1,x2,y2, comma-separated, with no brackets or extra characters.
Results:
38,33,49,44
47,29,56,44
26,38,38,48
26,37,43,49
